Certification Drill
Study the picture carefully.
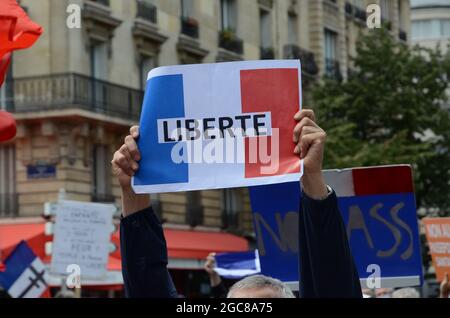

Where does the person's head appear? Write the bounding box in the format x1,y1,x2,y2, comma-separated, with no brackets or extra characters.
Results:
227,274,295,298
391,288,420,298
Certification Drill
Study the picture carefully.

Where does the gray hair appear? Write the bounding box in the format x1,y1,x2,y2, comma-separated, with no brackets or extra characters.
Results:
227,274,295,298
392,288,420,298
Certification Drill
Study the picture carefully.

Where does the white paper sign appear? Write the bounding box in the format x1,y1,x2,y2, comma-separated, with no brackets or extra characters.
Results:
132,60,303,194
50,200,115,279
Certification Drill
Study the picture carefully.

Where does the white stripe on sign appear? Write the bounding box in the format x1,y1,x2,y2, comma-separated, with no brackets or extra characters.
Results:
8,258,48,298
323,169,355,197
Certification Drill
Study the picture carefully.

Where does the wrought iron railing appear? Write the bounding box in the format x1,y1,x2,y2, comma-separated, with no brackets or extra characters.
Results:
283,44,318,76
7,73,143,121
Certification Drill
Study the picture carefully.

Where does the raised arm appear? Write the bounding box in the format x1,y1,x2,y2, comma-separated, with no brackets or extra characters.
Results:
112,126,178,298
293,109,362,298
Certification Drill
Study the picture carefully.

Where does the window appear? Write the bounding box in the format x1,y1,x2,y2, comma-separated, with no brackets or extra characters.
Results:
92,145,113,202
140,56,154,90
0,145,17,217
181,0,194,18
259,9,272,49
324,29,339,78
186,191,203,226
324,29,337,62
411,19,450,40
222,189,240,229
90,42,108,80
287,13,298,45
380,0,389,20
90,42,108,109
220,0,237,32
352,0,365,8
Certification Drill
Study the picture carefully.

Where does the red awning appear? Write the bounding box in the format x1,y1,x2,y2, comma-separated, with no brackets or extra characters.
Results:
0,221,249,271
165,228,248,259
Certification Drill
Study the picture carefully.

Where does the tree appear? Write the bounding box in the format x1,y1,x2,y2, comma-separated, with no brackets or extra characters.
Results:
312,28,450,215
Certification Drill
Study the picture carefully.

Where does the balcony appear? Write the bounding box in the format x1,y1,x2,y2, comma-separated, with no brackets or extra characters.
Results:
136,0,157,24
325,58,342,81
260,47,275,60
8,73,143,121
181,16,199,39
218,30,243,55
0,194,18,217
283,44,318,76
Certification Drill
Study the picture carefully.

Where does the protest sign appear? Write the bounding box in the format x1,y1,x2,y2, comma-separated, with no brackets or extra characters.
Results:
249,165,423,289
422,217,450,282
132,60,303,194
50,200,115,279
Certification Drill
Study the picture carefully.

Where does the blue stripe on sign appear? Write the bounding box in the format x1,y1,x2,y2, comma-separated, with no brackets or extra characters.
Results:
0,241,36,290
134,74,188,186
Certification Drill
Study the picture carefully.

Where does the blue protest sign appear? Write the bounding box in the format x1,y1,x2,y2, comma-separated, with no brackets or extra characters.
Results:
249,165,423,289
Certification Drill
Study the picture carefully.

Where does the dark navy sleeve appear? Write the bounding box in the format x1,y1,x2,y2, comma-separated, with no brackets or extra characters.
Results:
298,189,362,298
120,206,178,298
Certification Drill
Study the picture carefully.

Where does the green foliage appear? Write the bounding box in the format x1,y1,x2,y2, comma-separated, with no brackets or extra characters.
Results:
313,28,450,214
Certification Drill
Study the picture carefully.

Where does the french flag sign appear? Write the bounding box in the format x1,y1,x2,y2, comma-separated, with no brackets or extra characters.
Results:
0,241,49,298
249,165,423,289
132,60,303,194
214,250,261,280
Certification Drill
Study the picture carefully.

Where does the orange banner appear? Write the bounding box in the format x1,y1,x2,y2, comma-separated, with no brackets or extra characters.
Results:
423,218,450,282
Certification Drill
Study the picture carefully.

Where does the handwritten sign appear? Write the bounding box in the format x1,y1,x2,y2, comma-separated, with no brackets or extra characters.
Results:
249,165,423,289
423,217,450,282
50,200,115,279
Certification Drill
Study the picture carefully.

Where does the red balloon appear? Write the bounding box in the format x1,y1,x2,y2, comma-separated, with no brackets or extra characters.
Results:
0,0,43,86
0,111,16,142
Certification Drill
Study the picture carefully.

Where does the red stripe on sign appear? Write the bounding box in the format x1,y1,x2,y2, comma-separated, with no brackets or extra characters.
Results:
241,68,301,177
352,166,414,196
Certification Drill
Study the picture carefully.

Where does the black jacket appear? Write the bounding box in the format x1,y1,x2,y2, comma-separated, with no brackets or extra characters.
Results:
120,189,362,298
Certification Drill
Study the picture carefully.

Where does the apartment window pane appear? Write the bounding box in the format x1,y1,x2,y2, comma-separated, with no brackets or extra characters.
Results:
260,9,272,48
222,188,240,229
324,29,337,61
140,56,154,90
90,42,108,80
380,0,389,19
288,13,298,45
181,0,194,17
412,20,441,39
221,0,237,32
441,20,450,37
92,145,113,202
0,145,17,216
352,0,365,8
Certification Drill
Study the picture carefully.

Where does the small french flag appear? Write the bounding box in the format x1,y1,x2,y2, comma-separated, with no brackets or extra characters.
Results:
214,250,261,280
323,165,414,197
0,241,50,298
